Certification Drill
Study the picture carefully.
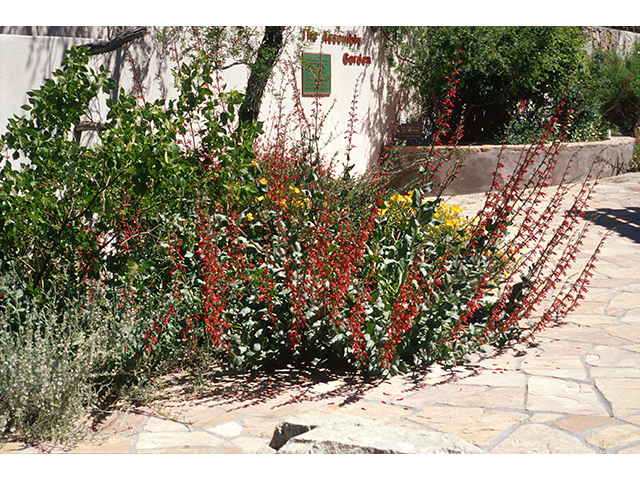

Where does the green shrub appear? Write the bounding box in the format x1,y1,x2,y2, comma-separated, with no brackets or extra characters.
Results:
590,40,640,137
379,26,605,144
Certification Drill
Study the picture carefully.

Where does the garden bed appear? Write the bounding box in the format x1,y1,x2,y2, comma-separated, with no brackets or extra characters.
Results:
385,136,636,195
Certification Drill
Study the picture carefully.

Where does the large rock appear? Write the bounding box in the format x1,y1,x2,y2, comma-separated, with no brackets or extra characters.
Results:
269,415,378,450
270,415,484,454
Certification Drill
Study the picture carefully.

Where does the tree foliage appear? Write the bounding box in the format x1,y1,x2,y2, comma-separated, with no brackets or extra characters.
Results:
379,26,603,144
590,39,640,136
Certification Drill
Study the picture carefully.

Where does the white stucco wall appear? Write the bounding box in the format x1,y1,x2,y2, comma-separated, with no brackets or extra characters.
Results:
0,26,403,176
257,27,402,174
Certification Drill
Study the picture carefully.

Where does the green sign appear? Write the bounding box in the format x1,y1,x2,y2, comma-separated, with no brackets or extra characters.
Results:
302,53,331,97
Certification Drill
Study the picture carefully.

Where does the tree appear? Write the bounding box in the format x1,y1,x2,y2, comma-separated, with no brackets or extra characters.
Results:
162,26,286,124
238,26,285,123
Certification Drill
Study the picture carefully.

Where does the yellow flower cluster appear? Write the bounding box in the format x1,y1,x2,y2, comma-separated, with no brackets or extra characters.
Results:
434,202,465,230
377,193,414,218
287,185,311,210
246,181,310,223
379,190,467,234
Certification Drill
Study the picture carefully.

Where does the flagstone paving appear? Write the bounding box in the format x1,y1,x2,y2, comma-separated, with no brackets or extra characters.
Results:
2,172,640,454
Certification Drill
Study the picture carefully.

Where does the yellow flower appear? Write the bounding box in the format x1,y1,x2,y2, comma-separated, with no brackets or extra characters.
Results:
390,193,413,207
293,198,311,209
246,213,254,222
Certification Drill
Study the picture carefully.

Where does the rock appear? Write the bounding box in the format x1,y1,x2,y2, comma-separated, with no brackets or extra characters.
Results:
270,415,484,454
257,446,277,454
269,415,378,450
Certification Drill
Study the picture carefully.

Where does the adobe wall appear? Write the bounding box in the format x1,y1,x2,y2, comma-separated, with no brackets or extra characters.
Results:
386,136,636,195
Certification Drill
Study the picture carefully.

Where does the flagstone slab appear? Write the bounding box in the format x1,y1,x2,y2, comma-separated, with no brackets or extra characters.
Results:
298,401,408,423
602,324,640,343
588,278,640,290
622,413,640,426
621,314,640,324
521,355,588,380
0,441,72,454
408,406,528,446
385,419,434,431
0,442,67,454
569,302,607,315
573,289,618,303
144,446,217,454
241,416,280,438
564,315,618,327
443,387,525,410
589,367,640,378
476,353,528,371
585,424,640,450
207,421,245,438
535,323,595,340
143,416,191,433
153,402,215,421
526,377,607,415
617,443,640,454
586,345,640,368
574,332,629,346
359,376,432,402
593,377,640,417
394,383,487,408
215,442,245,454
417,363,467,382
274,421,485,454
528,413,565,424
454,368,527,388
135,431,223,450
609,292,640,309
189,410,244,428
535,339,592,355
91,410,147,435
600,255,640,268
0,442,29,454
489,424,594,454
228,435,275,454
553,415,614,433
621,344,640,354
69,435,133,454
593,263,640,279
308,379,348,394
619,284,640,293
224,391,339,419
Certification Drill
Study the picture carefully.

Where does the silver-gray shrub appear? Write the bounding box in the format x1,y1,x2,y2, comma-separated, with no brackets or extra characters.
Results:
0,287,106,445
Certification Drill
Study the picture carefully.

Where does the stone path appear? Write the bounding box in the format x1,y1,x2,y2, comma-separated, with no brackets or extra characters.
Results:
2,172,640,455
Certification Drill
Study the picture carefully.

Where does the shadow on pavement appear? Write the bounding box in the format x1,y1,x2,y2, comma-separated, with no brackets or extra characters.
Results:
583,207,640,244
146,345,528,412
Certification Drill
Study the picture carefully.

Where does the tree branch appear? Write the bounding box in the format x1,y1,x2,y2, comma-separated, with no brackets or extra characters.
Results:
78,27,147,56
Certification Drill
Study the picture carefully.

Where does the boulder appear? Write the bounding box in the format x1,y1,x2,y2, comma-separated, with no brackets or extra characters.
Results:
270,415,484,454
